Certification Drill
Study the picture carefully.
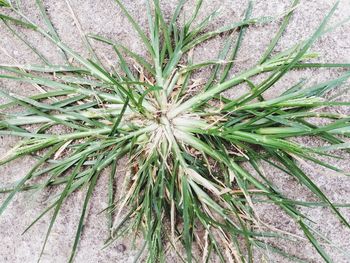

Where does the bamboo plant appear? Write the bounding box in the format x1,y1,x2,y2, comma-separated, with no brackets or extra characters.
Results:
0,0,350,262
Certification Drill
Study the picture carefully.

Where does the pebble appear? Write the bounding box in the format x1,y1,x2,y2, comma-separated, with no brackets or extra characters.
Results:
116,244,126,253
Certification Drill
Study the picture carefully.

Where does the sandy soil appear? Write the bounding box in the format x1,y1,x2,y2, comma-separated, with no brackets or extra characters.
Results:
0,0,350,262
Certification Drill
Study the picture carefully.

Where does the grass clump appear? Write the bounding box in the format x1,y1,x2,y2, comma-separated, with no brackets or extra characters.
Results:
0,0,350,262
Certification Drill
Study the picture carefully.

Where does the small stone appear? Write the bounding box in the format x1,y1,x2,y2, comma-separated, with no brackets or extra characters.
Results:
116,243,126,253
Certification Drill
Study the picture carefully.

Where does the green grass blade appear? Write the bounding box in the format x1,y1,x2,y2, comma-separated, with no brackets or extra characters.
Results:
114,0,154,56
0,143,64,215
299,220,332,262
220,0,253,83
0,0,10,7
38,156,86,260
68,154,104,263
109,98,129,136
260,0,300,63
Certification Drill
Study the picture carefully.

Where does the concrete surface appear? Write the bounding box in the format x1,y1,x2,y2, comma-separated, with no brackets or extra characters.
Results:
0,0,350,262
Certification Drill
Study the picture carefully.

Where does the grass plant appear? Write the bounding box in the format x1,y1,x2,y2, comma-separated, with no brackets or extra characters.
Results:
0,0,350,262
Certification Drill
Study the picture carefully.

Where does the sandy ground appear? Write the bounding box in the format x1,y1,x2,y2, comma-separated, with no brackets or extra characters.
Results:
0,0,350,262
